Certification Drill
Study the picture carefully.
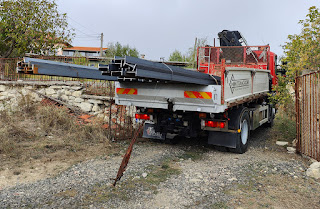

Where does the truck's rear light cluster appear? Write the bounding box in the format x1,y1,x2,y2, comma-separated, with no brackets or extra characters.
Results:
135,114,151,120
205,121,226,128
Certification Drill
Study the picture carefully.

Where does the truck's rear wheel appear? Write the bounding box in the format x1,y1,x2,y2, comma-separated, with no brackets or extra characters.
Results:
229,107,250,154
265,106,275,128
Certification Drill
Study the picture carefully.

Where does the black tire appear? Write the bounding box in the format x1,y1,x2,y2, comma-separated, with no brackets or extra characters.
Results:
214,145,229,152
265,106,275,128
165,135,181,145
229,107,250,154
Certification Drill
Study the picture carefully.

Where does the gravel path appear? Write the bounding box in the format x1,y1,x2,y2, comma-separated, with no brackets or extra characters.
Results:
0,127,318,209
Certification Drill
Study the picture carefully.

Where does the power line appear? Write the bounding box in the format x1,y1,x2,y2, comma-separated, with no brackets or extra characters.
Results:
66,15,99,35
70,23,99,37
74,36,100,39
57,8,100,38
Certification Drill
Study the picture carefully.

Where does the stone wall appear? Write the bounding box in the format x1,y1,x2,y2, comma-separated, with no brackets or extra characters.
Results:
0,81,136,131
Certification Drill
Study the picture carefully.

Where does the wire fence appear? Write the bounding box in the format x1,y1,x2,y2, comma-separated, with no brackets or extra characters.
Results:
295,71,320,161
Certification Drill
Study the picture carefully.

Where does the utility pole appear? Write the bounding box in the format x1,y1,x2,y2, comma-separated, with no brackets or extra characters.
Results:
100,33,104,57
193,37,197,68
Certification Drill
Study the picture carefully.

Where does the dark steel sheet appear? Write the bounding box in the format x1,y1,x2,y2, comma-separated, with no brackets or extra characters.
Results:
19,58,118,81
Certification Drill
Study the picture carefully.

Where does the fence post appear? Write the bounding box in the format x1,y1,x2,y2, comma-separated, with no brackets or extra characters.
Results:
295,73,301,153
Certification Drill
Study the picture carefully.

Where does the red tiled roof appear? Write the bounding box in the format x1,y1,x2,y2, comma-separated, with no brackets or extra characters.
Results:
64,46,108,52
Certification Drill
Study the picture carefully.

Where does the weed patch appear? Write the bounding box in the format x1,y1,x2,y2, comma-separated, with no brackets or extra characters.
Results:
0,95,118,188
270,108,296,143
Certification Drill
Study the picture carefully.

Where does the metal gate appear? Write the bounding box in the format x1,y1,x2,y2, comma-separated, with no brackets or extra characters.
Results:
295,71,320,161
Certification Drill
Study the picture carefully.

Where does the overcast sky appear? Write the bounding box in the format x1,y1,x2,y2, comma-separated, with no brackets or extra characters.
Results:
56,0,320,61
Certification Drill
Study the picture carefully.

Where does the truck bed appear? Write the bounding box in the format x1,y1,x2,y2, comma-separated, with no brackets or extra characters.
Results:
115,67,270,113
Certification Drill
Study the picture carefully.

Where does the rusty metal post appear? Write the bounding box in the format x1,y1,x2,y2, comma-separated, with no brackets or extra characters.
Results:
113,122,144,186
318,73,320,161
295,74,301,153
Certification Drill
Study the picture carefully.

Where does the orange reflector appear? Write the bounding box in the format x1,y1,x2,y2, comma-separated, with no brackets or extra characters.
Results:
199,113,206,119
117,88,137,95
184,91,212,99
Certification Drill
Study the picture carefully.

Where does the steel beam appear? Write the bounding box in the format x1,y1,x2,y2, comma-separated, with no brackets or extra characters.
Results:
99,56,220,85
17,58,117,81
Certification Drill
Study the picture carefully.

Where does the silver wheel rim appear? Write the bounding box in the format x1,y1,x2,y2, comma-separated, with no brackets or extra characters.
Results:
241,119,248,145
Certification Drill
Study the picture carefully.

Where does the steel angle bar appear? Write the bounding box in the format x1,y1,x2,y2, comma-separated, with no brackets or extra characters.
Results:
19,58,117,81
117,77,138,82
98,64,109,71
167,64,220,83
133,68,217,85
125,56,169,71
123,56,220,85
109,63,123,71
98,56,220,85
111,71,124,76
101,72,111,76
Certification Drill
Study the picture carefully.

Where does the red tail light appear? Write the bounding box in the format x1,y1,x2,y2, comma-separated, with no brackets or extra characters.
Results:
135,114,150,120
205,121,226,128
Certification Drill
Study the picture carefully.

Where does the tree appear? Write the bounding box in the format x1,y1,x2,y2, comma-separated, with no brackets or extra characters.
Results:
168,50,185,62
283,6,320,80
105,42,139,58
271,6,320,117
0,0,73,58
168,37,208,67
185,37,208,67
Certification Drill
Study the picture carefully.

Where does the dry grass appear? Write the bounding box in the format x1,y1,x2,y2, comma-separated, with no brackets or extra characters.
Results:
0,97,111,157
228,172,320,209
0,96,120,188
269,106,296,144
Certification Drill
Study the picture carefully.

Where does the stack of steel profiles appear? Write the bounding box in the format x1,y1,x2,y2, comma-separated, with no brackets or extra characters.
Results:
99,56,220,85
17,57,118,81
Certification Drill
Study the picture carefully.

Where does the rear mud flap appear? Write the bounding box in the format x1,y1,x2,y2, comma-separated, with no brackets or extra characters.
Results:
208,131,239,148
142,123,166,140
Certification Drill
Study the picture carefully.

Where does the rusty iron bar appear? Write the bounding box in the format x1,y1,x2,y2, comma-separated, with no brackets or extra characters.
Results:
295,74,301,153
113,122,145,186
318,73,320,160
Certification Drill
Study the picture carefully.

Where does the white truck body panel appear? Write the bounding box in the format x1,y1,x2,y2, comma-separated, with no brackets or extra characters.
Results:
115,82,226,113
224,67,269,104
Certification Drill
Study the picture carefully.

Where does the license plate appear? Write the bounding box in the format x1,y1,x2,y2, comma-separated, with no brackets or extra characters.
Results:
142,123,165,140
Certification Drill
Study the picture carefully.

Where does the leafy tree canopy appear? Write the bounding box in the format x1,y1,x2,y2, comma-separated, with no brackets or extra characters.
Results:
168,50,185,62
0,0,73,58
270,6,320,116
105,42,139,58
283,6,320,80
168,37,208,67
186,37,208,66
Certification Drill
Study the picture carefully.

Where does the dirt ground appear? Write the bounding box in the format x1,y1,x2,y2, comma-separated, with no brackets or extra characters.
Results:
0,142,116,189
1,125,319,208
